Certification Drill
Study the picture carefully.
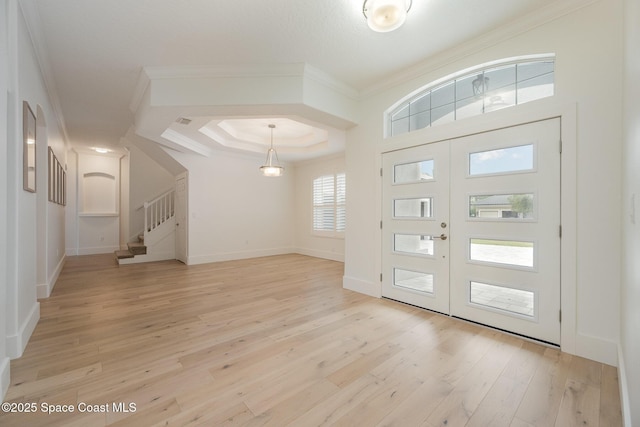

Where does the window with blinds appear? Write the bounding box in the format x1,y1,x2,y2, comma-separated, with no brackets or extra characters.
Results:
313,173,346,236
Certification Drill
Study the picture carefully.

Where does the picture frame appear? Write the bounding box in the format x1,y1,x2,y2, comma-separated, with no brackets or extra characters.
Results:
23,101,36,193
47,146,66,206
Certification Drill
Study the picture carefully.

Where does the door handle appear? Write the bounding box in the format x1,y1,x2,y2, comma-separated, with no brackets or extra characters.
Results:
431,234,447,241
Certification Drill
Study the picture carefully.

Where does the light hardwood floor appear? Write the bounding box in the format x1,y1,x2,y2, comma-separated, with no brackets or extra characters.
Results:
1,254,622,426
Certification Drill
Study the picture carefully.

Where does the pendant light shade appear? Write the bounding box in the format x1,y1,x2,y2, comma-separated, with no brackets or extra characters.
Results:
363,0,412,33
260,124,284,177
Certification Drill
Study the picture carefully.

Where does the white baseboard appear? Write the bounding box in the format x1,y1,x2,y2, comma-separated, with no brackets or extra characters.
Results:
574,333,618,366
7,302,40,359
343,275,380,298
295,247,344,262
0,356,9,401
618,344,632,427
66,248,78,256
37,255,66,299
187,247,294,265
77,245,120,255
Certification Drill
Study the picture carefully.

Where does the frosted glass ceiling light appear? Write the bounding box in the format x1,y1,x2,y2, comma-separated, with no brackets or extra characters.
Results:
363,0,412,33
260,124,284,177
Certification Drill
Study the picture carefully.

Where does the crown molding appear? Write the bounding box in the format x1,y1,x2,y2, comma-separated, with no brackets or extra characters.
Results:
360,0,600,97
302,64,360,100
18,0,72,148
129,62,360,114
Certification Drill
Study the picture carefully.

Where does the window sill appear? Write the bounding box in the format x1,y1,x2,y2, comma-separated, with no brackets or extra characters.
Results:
312,231,345,240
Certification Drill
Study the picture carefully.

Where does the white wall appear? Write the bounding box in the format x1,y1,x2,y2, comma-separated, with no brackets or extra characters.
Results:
128,144,175,242
0,0,10,398
74,152,122,255
65,149,78,255
621,0,640,423
168,150,295,264
1,0,68,365
344,0,623,365
294,154,345,261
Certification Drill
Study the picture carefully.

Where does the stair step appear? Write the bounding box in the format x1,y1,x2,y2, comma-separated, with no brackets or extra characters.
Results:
115,250,134,259
128,242,147,255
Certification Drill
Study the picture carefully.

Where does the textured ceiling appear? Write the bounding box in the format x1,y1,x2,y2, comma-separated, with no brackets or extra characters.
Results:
26,0,583,156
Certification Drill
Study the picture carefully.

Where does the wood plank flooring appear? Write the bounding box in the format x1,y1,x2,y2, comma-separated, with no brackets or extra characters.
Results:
1,254,622,426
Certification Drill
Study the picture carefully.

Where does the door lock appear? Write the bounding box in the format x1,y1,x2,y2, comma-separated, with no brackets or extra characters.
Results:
432,233,448,240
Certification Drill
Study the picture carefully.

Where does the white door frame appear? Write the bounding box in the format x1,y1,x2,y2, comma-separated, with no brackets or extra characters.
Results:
175,171,188,264
375,101,577,355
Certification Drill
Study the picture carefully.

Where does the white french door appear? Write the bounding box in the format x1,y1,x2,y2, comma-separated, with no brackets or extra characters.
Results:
382,119,561,344
382,141,451,315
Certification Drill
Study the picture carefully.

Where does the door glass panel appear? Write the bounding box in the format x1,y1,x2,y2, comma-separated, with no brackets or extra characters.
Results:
394,198,433,218
394,268,434,294
394,160,434,184
470,281,534,317
469,193,534,219
394,234,435,256
469,238,534,268
469,144,534,176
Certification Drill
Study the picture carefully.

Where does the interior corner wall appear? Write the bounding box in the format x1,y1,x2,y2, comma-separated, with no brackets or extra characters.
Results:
293,154,345,262
344,0,623,365
621,0,640,423
167,150,295,264
128,144,175,243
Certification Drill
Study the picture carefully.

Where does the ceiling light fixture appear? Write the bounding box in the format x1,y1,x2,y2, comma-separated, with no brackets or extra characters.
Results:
363,0,412,33
94,147,110,154
259,124,284,177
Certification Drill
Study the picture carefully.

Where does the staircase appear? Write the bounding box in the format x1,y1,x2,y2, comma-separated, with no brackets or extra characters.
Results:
115,189,177,264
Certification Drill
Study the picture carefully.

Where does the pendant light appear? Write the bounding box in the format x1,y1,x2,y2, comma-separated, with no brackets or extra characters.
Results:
260,124,284,177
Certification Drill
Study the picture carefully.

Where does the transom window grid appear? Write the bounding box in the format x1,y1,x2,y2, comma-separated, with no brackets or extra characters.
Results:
388,59,555,137
312,173,346,236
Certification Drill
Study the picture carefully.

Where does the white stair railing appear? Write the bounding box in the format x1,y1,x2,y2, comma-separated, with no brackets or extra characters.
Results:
144,189,175,235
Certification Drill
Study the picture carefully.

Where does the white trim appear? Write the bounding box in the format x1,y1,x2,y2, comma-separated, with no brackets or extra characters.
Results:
376,100,579,358
343,275,380,298
295,247,344,262
386,54,556,121
66,247,79,256
0,356,9,401
618,343,632,427
186,247,295,265
575,333,618,367
7,302,40,359
77,245,120,256
37,254,65,299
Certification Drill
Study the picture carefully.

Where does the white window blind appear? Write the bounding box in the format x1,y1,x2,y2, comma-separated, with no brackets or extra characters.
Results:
313,173,346,235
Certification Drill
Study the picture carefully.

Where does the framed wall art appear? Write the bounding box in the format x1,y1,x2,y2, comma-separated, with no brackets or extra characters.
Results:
48,147,66,206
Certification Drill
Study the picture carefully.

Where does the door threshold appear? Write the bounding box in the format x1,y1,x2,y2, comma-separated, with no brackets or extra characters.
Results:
383,297,559,349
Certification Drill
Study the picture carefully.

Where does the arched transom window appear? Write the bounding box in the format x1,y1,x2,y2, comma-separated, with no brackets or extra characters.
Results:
387,56,555,137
